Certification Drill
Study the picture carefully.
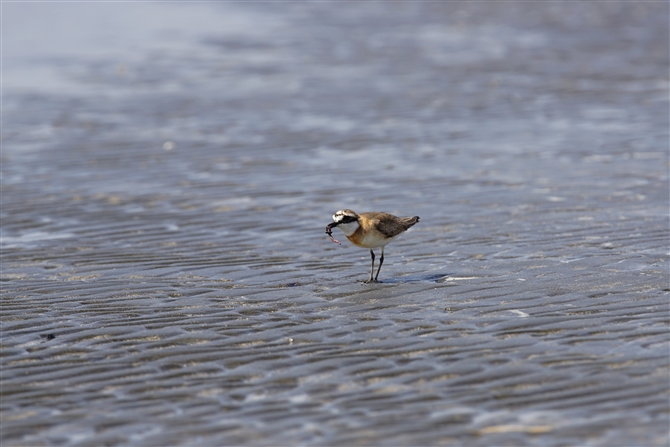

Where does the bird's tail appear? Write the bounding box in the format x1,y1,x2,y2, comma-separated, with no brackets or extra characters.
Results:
401,216,420,229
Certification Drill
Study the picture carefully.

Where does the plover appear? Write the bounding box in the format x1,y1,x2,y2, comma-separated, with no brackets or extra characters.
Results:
326,209,419,283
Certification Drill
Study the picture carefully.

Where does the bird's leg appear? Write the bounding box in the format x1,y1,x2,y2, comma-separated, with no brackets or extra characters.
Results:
374,247,384,282
367,249,375,283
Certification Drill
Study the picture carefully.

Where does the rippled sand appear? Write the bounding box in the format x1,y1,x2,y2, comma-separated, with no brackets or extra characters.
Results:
3,3,668,446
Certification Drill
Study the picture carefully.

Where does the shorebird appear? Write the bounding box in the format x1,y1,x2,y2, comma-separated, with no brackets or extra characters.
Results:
326,209,419,283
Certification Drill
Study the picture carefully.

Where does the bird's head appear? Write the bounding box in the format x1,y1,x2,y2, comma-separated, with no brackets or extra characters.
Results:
327,209,359,236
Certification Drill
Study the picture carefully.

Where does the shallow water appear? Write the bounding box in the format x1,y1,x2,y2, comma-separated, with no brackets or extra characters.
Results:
2,2,669,446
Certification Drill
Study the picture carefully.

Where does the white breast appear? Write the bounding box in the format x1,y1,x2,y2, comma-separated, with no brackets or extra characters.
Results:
335,221,359,237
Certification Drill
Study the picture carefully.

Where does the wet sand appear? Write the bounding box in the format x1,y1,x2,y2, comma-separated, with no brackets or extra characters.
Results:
2,2,669,446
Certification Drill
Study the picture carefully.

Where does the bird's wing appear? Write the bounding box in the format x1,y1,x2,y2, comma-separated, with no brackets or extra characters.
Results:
371,213,410,238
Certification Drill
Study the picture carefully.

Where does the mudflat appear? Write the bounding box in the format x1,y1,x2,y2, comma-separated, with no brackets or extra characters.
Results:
3,3,668,446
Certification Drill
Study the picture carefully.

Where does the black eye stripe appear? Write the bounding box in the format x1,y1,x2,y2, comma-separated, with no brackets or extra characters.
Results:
339,216,357,224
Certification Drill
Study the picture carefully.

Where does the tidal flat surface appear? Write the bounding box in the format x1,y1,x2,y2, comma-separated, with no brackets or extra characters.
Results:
2,3,668,446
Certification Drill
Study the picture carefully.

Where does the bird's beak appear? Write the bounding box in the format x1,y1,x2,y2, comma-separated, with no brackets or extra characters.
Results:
327,222,339,229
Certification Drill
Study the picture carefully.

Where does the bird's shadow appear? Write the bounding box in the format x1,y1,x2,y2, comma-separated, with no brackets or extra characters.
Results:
368,273,451,284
